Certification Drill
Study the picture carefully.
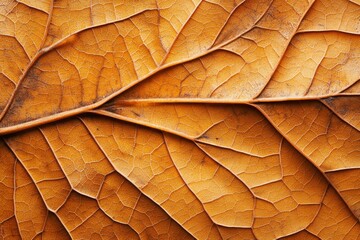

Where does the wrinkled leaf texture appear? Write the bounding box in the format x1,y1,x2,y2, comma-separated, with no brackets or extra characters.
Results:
0,0,360,239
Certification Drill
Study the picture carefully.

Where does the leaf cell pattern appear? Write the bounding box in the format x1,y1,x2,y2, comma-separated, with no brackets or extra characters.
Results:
0,0,359,239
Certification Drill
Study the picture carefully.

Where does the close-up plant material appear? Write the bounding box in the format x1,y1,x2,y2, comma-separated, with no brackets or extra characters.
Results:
0,0,359,239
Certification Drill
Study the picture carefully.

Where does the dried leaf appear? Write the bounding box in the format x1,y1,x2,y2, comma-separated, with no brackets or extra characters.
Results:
0,0,359,239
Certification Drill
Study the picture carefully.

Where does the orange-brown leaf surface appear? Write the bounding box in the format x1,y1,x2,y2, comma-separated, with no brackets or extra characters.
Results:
0,0,359,239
